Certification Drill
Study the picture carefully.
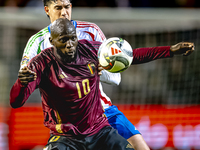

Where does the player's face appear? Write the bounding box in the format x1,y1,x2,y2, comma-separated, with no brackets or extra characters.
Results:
45,0,72,23
51,27,78,62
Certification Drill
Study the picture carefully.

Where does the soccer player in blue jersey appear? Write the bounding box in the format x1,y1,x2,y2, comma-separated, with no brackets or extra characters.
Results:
11,18,135,150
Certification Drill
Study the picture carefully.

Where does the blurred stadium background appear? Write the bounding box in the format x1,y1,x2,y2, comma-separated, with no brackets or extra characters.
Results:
1,0,200,149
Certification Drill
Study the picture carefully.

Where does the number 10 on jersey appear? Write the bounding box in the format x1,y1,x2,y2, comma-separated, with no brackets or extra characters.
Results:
76,79,91,98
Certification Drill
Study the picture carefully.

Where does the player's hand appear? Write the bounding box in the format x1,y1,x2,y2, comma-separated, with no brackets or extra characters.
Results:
98,64,104,76
170,42,194,56
18,66,37,85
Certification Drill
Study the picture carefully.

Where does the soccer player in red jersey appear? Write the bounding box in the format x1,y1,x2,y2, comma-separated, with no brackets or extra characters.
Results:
11,18,135,150
10,17,194,150
20,0,148,149
18,1,194,149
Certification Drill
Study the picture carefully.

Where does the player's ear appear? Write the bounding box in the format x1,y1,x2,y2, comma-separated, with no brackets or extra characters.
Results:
44,6,49,16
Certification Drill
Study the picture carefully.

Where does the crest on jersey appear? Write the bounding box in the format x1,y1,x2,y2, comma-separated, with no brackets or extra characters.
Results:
87,63,96,75
21,56,30,65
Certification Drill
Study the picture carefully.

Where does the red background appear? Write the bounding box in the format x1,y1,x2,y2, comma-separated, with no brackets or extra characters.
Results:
5,104,200,150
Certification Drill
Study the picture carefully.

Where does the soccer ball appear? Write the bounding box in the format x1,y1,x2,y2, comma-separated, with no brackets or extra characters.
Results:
98,37,133,73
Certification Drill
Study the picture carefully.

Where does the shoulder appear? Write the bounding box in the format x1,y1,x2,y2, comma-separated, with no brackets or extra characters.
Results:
75,20,100,29
29,47,54,69
75,20,104,34
78,39,102,56
37,47,55,62
25,26,50,51
79,39,102,46
74,20,106,42
28,26,49,42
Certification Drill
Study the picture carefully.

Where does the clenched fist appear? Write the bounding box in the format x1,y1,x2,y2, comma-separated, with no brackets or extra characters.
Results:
18,66,37,86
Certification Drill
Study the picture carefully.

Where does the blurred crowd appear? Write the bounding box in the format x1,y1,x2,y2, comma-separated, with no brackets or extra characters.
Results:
1,0,200,7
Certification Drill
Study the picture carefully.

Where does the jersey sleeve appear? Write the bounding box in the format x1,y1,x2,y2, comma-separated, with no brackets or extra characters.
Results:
100,70,121,85
92,23,106,42
132,46,173,64
10,56,43,108
76,21,106,42
20,27,49,69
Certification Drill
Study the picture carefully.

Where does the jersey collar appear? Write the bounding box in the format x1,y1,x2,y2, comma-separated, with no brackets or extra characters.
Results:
48,20,77,33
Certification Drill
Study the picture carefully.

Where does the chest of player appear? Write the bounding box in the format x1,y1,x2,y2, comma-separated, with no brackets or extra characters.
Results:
40,58,99,101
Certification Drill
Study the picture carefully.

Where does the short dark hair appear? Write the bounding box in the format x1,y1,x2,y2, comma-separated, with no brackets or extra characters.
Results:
42,0,72,7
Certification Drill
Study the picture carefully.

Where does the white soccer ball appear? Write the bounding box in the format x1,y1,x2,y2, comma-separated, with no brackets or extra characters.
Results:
98,37,133,73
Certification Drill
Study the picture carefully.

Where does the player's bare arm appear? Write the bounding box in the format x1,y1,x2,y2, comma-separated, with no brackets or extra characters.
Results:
18,66,37,85
170,42,194,56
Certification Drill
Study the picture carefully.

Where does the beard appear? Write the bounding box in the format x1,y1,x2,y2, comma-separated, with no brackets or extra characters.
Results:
57,48,76,63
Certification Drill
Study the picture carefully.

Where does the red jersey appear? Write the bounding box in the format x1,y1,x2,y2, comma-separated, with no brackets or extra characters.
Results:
10,40,110,138
10,39,172,138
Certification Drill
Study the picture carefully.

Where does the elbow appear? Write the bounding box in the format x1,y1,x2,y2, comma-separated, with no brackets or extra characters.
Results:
10,105,18,109
10,99,24,109
10,103,23,109
113,80,120,86
112,73,121,86
106,73,121,85
100,70,121,85
115,80,120,86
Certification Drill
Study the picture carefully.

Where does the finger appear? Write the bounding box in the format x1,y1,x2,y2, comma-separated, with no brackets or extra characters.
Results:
192,45,195,51
183,43,190,47
188,43,194,49
98,72,102,76
18,73,34,79
19,69,36,76
21,66,29,70
181,43,191,48
18,72,34,77
19,70,34,77
20,81,29,85
29,74,37,80
98,66,104,71
19,69,30,74
183,50,193,56
98,63,104,69
19,76,36,82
